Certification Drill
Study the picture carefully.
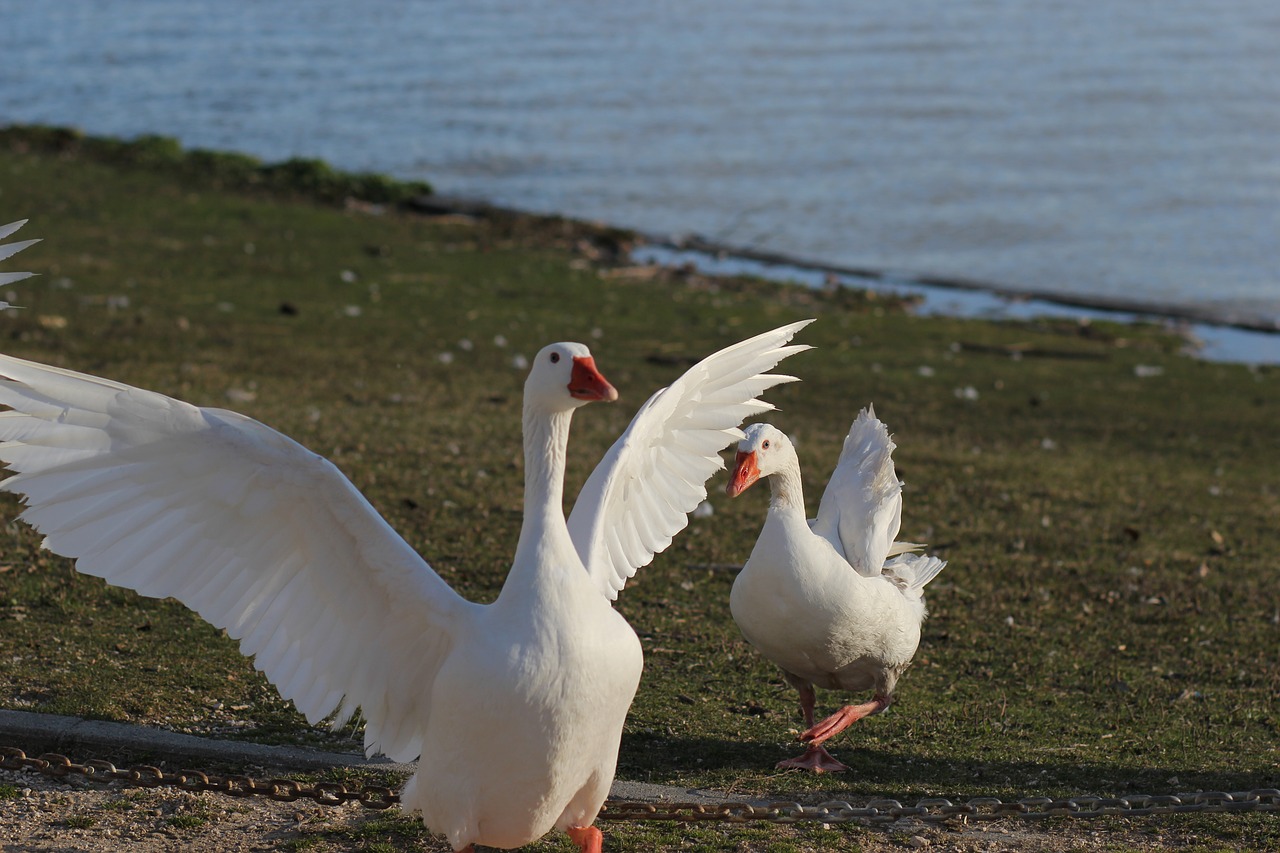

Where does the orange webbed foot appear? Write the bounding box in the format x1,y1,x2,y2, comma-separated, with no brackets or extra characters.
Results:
567,825,603,853
776,743,850,773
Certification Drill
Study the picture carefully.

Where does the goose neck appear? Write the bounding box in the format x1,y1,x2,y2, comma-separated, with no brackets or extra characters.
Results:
767,462,807,516
497,403,587,610
519,405,574,529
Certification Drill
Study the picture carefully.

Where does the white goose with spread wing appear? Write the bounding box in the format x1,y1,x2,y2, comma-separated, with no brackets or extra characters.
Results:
0,293,811,849
725,407,945,773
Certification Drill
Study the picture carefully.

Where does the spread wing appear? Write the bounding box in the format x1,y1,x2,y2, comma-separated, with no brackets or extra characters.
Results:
0,219,40,288
567,320,813,600
810,405,912,577
0,354,479,761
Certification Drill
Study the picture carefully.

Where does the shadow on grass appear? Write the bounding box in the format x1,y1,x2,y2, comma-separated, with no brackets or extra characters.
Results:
622,735,1280,800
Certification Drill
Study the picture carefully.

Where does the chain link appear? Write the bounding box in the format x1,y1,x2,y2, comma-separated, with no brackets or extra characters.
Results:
5,746,1280,826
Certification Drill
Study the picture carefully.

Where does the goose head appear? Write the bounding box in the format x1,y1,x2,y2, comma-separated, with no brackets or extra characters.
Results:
524,342,618,413
725,422,797,497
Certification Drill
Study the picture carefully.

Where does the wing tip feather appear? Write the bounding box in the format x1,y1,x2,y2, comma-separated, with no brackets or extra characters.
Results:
578,318,816,600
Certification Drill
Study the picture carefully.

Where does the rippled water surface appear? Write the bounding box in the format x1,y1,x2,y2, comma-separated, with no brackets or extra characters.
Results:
2,1,1278,326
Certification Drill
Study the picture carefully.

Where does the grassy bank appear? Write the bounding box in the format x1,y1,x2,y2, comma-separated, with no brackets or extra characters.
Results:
1,127,1278,851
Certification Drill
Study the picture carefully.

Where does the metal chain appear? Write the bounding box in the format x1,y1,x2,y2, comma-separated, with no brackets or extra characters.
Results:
599,791,1280,825
0,747,398,810
4,747,1280,825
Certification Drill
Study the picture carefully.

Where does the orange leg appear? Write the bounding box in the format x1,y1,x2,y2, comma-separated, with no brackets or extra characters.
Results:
567,825,603,853
794,680,818,728
777,693,891,773
801,695,890,746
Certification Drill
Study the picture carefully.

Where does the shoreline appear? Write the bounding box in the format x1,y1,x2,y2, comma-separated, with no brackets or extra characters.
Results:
6,124,1276,364
629,240,1280,367
413,193,1280,366
644,232,1280,335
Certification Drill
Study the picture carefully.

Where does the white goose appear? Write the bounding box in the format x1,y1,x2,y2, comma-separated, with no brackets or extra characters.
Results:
0,306,812,849
725,408,945,773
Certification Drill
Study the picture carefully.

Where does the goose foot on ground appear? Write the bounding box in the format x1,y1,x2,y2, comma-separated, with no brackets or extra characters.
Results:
776,744,850,773
568,825,604,853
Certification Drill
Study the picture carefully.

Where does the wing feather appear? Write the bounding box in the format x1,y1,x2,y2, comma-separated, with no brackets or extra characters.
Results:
810,406,935,584
0,353,478,760
884,552,948,593
0,219,39,287
568,320,813,600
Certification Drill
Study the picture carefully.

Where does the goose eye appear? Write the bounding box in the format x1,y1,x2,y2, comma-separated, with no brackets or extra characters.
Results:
762,440,771,449
550,352,561,364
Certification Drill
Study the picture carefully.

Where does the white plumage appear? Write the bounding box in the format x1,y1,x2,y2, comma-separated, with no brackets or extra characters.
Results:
725,407,945,773
0,219,40,302
0,318,811,851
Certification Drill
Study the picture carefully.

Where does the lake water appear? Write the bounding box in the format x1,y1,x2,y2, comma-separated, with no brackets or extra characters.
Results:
2,1,1278,338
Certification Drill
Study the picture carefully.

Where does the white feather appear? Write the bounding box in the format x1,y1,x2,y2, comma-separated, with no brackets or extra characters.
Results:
810,406,904,576
0,219,40,290
568,320,813,600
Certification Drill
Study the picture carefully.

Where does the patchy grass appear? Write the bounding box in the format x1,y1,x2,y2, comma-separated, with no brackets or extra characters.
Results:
1,128,1278,850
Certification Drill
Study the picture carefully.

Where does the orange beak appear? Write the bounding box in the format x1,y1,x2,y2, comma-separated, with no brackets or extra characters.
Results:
725,449,761,497
569,356,618,402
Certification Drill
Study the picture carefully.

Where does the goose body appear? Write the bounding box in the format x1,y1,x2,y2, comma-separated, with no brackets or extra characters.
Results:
412,531,640,848
0,229,812,853
726,408,945,772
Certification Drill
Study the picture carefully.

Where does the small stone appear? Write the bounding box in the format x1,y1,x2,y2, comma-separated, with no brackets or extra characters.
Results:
907,835,931,848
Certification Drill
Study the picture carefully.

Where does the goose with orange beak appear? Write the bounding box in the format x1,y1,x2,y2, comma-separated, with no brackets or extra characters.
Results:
0,317,812,851
725,409,946,772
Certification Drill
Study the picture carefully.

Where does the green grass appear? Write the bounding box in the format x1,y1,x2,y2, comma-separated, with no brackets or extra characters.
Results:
1,127,1279,850
99,796,137,811
165,812,210,830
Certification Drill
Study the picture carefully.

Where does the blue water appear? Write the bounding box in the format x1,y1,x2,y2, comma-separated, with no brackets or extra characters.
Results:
2,1,1278,333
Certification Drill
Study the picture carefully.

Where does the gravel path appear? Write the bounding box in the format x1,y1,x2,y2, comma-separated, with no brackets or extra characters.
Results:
1,764,399,852
0,766,1213,853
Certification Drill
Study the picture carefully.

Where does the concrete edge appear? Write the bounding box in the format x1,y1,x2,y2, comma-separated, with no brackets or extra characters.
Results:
0,709,400,772
0,710,746,806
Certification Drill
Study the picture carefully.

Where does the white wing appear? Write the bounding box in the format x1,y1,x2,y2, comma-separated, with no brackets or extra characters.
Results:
0,354,478,761
568,320,813,600
884,552,947,595
0,219,40,288
810,405,905,577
